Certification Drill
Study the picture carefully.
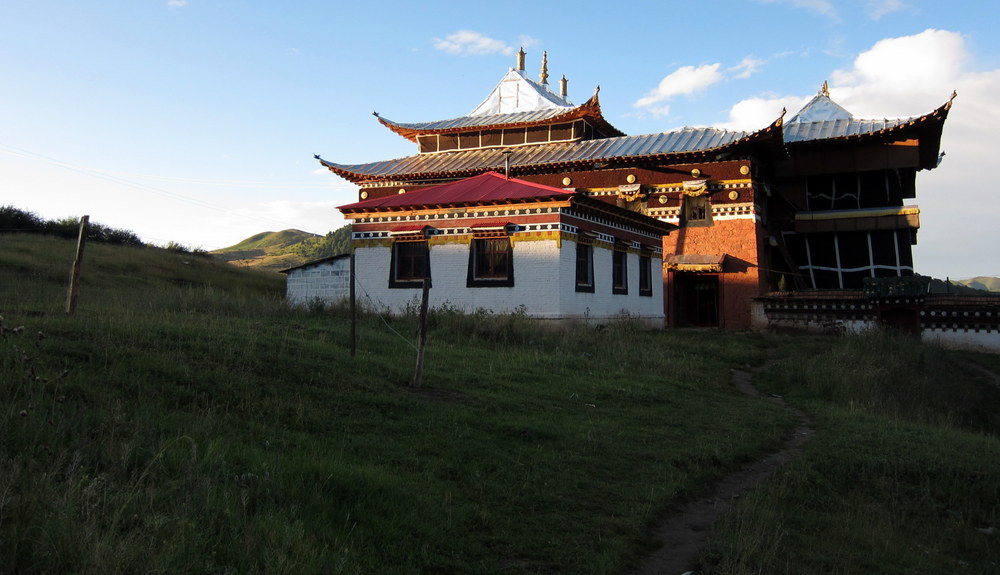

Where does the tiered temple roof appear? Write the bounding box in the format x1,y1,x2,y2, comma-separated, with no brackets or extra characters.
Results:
318,55,954,183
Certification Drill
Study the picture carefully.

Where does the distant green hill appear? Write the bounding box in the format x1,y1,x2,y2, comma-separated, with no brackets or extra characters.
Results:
211,226,351,272
221,229,320,252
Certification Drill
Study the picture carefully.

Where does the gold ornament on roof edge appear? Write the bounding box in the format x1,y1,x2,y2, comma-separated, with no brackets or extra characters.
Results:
562,176,572,186
626,174,636,184
691,168,701,177
360,191,369,199
658,195,667,204
729,191,739,201
398,188,406,194
740,165,750,175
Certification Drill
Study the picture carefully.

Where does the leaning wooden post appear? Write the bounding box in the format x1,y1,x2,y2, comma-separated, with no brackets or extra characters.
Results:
65,215,89,316
349,250,357,357
411,277,430,388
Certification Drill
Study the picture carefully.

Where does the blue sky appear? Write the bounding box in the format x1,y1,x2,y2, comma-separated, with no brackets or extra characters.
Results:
1,1,997,279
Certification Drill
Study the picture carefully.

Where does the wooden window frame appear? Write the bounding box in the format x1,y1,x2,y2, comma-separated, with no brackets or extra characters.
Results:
575,240,595,293
612,247,628,295
467,235,514,288
389,239,431,289
683,194,712,227
638,252,653,297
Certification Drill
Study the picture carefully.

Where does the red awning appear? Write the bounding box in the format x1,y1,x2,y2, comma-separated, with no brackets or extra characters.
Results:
666,254,726,272
389,224,428,236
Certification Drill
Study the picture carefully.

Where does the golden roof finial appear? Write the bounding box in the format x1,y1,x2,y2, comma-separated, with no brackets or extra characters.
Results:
560,74,568,98
516,47,525,71
821,80,830,97
540,51,549,85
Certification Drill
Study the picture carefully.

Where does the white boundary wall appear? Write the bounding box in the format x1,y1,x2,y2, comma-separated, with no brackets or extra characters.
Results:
284,256,350,306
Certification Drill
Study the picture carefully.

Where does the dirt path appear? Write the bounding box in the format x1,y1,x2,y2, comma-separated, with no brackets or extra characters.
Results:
632,366,814,575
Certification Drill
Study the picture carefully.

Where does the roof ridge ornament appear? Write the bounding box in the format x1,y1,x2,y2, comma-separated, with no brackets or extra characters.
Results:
540,51,549,85
516,47,525,72
821,81,830,97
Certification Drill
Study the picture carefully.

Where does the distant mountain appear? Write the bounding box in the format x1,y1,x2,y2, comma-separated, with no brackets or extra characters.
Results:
919,274,994,295
952,276,1000,292
211,226,351,272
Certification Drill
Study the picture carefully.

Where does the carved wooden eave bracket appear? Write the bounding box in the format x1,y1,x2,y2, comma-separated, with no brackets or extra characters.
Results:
681,180,711,197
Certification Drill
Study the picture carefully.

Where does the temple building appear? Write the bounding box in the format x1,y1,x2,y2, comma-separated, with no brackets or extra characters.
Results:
317,50,953,329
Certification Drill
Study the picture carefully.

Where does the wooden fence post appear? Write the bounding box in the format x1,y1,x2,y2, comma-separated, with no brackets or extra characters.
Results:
411,278,430,388
350,251,357,357
65,215,89,316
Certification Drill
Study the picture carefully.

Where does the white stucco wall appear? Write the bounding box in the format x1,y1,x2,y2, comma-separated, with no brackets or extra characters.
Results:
284,257,350,306
352,238,664,324
922,328,1000,353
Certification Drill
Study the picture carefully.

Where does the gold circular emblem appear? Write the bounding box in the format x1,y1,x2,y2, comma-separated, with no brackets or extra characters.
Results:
360,191,369,200
658,195,667,204
398,188,406,195
740,165,750,175
728,191,739,201
626,174,636,184
691,168,701,177
562,176,572,186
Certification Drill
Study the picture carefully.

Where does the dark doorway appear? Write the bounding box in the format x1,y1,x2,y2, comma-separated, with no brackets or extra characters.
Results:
878,305,921,334
674,273,720,327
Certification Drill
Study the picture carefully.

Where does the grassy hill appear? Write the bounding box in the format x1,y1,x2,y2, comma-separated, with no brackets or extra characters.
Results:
2,233,998,574
921,274,993,295
211,226,351,272
954,276,1000,292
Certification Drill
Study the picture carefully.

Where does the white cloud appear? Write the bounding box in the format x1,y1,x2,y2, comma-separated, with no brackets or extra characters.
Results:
517,35,541,50
730,56,765,80
634,64,723,109
432,30,515,56
867,0,907,20
829,29,965,116
166,0,187,7
756,0,839,19
715,95,810,131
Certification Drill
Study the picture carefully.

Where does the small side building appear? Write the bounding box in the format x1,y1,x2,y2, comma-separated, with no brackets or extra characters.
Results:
280,254,351,307
338,171,674,325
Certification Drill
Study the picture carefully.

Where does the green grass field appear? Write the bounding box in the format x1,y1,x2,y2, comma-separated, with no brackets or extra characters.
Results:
1,234,998,574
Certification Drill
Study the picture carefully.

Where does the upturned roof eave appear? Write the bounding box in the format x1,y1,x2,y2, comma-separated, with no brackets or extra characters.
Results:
785,93,954,147
317,112,786,185
374,92,626,142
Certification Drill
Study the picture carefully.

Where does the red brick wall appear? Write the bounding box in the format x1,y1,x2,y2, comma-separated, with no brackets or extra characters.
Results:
663,217,766,329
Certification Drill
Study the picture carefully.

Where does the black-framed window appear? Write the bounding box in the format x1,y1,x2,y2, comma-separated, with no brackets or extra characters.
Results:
639,253,653,297
612,248,628,295
575,242,595,293
389,240,430,288
467,237,514,287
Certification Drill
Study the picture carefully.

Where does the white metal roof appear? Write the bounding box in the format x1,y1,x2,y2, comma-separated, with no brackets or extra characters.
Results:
468,68,574,116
